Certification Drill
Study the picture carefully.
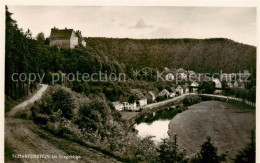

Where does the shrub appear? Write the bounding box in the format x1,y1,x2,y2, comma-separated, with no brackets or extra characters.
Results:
183,96,201,107
157,135,188,162
234,130,255,163
191,136,227,163
51,89,75,119
31,87,75,125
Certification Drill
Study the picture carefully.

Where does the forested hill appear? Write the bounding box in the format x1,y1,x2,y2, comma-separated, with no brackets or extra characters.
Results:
85,37,256,74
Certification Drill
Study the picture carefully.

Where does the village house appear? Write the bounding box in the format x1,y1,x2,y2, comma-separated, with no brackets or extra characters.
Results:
227,81,233,88
234,80,239,87
49,27,86,49
176,85,183,95
190,82,199,93
159,89,170,98
136,93,147,106
182,84,189,94
146,91,156,102
111,101,124,111
168,87,176,98
130,89,147,106
212,78,222,94
234,80,245,88
123,102,137,111
239,70,251,81
177,68,186,73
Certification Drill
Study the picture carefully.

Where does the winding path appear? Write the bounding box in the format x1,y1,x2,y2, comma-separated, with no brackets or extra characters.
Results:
5,84,120,163
7,84,48,117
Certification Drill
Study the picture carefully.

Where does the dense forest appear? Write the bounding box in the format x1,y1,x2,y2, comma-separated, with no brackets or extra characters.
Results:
5,6,256,102
85,37,256,74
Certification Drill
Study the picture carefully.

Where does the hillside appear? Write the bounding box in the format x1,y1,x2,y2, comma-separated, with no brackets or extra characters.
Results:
85,37,256,74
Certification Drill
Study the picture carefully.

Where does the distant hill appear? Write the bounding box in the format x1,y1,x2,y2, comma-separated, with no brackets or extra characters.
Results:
84,37,256,74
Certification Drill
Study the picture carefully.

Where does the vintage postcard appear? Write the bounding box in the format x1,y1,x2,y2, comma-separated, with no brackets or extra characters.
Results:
1,0,258,162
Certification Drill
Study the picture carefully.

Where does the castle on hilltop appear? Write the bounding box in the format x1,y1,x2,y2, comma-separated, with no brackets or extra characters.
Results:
49,27,86,49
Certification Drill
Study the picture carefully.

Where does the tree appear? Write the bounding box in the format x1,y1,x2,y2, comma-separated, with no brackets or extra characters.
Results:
36,32,45,44
221,81,229,90
157,135,187,163
51,89,75,119
191,136,227,163
128,95,137,103
198,81,215,94
183,97,192,107
234,130,255,163
248,87,256,102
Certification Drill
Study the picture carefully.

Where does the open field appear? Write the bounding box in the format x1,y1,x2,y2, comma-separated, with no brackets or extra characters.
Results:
168,100,255,160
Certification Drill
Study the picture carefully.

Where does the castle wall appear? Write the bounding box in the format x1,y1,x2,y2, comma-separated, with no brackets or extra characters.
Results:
70,31,78,49
50,40,70,49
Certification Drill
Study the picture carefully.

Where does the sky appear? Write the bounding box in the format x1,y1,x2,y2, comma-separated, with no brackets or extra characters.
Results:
8,6,257,46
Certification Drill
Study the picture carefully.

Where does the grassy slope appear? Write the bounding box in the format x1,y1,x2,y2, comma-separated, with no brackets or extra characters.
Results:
168,100,255,160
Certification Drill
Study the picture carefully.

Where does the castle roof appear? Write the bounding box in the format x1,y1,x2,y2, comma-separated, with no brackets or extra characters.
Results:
50,28,74,40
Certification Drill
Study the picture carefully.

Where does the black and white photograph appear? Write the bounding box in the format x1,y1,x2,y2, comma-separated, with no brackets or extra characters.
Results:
3,3,258,163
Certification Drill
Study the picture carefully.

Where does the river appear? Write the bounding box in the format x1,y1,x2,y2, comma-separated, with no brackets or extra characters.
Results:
134,119,171,143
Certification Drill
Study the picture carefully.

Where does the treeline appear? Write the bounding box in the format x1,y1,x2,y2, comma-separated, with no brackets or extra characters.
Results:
5,7,40,98
85,37,256,74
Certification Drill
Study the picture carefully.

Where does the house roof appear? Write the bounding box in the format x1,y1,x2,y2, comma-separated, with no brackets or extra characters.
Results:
212,78,221,85
130,89,142,94
112,101,123,106
136,93,146,100
148,91,156,98
191,82,199,87
177,68,186,73
50,28,74,40
170,87,176,93
160,89,170,95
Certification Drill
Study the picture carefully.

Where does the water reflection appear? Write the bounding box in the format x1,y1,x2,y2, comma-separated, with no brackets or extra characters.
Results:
135,120,171,143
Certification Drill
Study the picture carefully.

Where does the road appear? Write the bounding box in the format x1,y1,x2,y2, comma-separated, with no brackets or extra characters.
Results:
5,84,120,163
140,93,195,109
199,94,255,107
168,100,255,160
7,84,48,117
